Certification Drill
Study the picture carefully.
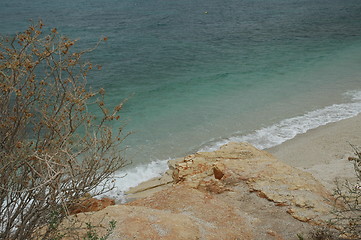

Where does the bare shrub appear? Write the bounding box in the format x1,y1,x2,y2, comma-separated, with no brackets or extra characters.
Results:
299,145,361,240
0,22,127,239
330,145,361,239
308,145,361,240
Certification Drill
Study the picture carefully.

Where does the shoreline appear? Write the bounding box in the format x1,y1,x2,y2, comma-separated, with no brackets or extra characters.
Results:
116,111,361,202
267,113,361,190
124,114,361,201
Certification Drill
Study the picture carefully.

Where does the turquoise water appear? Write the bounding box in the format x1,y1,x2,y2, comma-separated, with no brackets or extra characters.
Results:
1,0,361,198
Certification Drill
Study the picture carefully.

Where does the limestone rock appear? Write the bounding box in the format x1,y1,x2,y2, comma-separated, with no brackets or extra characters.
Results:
172,142,335,224
129,185,254,240
61,187,253,240
61,205,201,240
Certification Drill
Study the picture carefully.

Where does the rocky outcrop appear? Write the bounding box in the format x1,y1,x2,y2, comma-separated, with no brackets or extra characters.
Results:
64,187,253,240
63,142,337,239
170,142,335,224
128,185,254,240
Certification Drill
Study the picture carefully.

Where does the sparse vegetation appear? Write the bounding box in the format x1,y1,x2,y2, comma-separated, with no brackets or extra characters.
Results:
0,22,127,239
330,144,361,239
82,220,117,240
301,145,361,240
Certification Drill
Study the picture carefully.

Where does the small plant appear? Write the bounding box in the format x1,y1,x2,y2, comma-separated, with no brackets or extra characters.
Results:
307,227,341,240
297,233,305,240
83,220,117,240
47,210,66,240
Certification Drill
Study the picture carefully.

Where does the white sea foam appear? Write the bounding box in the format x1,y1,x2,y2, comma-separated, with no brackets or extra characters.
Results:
103,90,361,201
345,90,361,101
200,90,361,151
101,159,169,202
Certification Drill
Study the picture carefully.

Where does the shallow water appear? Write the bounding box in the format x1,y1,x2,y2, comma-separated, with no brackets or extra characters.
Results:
1,0,361,198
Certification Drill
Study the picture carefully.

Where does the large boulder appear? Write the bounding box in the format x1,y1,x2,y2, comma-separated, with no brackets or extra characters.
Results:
171,142,335,224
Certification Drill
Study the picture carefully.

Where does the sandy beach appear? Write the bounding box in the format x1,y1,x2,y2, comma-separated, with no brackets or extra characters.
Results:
268,113,361,191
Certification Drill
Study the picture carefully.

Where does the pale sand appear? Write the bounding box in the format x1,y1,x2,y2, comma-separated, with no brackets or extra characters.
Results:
268,114,361,191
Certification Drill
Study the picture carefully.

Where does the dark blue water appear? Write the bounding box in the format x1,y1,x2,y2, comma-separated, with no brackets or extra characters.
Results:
2,0,361,195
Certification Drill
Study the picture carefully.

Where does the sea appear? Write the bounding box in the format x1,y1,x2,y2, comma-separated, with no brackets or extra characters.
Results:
1,0,361,201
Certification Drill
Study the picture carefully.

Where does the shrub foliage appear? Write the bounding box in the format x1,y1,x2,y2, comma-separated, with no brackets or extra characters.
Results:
0,22,127,239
